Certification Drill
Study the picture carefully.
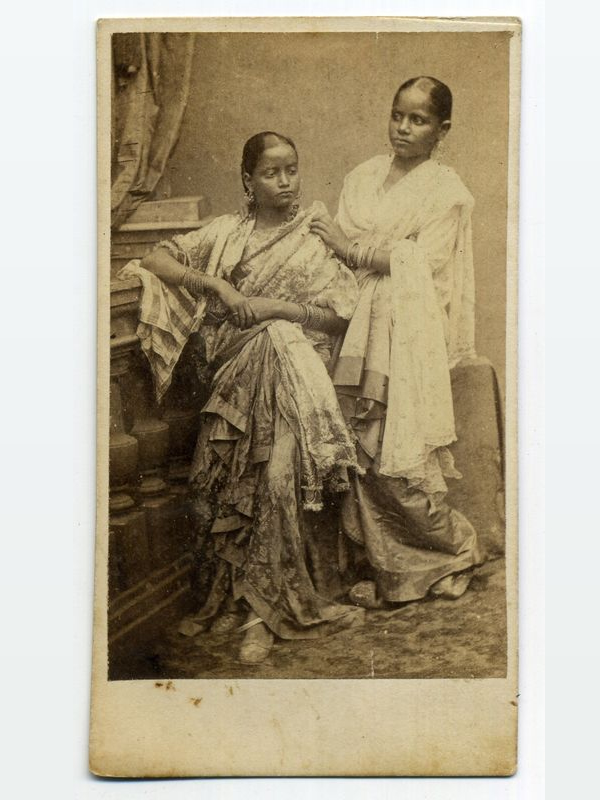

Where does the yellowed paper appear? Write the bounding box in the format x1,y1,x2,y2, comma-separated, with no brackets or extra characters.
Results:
92,15,520,777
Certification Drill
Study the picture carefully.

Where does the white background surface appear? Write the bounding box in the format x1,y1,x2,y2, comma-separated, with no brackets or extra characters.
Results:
0,0,559,796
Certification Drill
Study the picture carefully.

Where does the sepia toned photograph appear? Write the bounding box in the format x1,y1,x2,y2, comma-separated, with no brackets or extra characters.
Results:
93,16,520,777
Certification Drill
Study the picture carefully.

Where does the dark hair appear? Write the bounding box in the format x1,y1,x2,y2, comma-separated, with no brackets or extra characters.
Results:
393,76,453,121
240,131,298,190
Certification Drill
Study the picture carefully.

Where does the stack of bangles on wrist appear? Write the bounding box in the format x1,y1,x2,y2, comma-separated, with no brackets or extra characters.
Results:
345,240,376,271
182,268,207,296
290,302,328,330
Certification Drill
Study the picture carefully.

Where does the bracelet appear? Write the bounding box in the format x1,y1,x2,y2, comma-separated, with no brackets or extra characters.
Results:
182,268,207,296
358,245,369,271
305,304,329,331
345,240,377,272
290,302,310,325
366,245,376,271
345,240,361,270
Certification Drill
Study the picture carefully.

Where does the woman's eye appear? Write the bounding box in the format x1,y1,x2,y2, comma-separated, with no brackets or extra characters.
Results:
412,116,424,125
287,167,298,175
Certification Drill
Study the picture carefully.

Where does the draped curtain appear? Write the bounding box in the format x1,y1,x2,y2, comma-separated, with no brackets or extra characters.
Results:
111,32,194,229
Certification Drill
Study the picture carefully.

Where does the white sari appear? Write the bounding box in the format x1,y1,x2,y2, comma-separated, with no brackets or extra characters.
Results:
334,155,476,494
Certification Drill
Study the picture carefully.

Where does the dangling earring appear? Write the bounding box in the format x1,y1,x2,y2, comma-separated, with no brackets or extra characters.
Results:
286,201,300,223
244,188,256,218
285,182,301,222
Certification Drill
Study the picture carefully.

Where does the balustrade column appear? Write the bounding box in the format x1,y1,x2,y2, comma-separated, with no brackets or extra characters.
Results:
162,338,208,563
126,351,180,569
108,310,151,600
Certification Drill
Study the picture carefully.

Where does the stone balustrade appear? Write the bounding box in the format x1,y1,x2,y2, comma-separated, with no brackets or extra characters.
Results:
108,199,211,679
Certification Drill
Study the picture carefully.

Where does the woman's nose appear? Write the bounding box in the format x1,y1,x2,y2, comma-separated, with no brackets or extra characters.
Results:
397,115,410,133
278,172,290,187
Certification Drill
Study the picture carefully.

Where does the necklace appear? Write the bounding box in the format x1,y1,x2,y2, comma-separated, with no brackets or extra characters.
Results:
247,201,300,230
240,204,303,267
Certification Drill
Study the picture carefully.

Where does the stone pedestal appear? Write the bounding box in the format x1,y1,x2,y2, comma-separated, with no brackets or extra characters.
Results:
449,357,505,558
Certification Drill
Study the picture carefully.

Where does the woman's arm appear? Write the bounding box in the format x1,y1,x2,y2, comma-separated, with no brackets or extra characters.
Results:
140,248,257,330
246,297,348,334
308,214,391,275
309,209,460,278
140,248,225,295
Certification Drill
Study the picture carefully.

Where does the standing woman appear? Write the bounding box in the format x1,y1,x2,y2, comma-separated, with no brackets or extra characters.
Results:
310,77,485,607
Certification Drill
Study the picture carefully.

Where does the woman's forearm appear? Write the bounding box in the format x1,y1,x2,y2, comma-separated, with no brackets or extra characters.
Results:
366,249,391,274
265,299,347,334
140,248,187,285
343,241,391,275
140,248,227,296
309,308,348,335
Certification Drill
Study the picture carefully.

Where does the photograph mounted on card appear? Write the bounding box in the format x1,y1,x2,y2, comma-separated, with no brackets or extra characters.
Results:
92,15,520,777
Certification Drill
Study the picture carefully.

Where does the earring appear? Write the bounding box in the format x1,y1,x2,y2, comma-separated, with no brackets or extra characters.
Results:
244,188,256,219
284,183,301,221
285,201,300,223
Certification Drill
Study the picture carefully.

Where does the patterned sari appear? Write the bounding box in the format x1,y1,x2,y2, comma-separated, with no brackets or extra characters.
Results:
121,202,364,638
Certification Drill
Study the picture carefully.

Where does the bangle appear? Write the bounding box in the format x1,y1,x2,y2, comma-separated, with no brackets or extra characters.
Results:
344,241,353,267
305,304,328,331
345,240,361,270
366,246,376,271
182,268,207,296
358,245,369,270
290,302,310,325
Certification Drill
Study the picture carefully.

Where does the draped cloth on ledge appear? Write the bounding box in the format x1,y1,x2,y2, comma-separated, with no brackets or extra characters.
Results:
111,32,194,229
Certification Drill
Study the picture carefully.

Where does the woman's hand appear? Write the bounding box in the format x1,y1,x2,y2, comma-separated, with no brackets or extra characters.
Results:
217,283,256,330
309,213,350,258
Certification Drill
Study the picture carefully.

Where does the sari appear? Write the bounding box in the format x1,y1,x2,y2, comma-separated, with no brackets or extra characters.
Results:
332,156,485,602
120,201,364,638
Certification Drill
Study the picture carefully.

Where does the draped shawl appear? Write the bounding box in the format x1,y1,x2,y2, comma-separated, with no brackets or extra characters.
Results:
335,155,476,482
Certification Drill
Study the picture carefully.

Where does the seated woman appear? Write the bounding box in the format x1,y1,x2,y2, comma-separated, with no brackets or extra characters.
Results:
310,77,485,608
123,131,364,664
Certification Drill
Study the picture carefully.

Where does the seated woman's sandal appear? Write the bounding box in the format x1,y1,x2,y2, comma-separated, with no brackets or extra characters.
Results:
237,616,274,665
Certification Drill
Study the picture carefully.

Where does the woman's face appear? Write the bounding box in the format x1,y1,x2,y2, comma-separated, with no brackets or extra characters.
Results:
244,142,300,212
388,85,450,160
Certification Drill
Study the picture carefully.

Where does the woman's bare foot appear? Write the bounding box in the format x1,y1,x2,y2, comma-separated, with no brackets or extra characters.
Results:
178,618,208,637
430,570,473,600
238,611,274,665
209,597,242,634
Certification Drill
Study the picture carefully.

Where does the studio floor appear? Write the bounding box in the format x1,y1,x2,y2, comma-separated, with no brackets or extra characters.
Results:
153,556,507,680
